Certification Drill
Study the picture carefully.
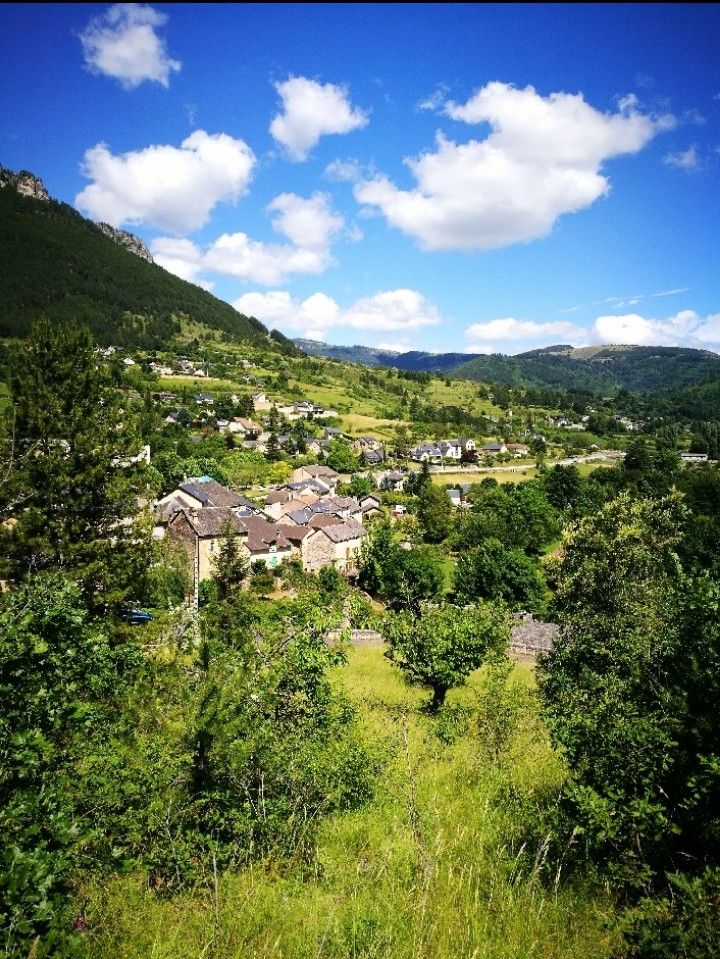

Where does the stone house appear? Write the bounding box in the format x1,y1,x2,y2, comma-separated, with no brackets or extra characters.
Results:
167,507,247,587
241,516,293,569
290,465,339,493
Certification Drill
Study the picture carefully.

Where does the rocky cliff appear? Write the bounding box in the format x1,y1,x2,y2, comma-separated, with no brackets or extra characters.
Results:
96,222,154,263
0,165,49,201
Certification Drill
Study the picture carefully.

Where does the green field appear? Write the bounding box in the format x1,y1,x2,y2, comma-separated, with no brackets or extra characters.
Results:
431,461,615,487
84,646,617,959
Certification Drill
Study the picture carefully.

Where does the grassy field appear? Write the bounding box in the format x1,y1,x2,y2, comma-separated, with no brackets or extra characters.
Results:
432,468,540,486
431,461,616,487
83,647,618,959
341,413,410,439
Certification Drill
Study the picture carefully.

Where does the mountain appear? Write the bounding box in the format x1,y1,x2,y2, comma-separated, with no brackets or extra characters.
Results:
295,337,720,394
294,338,477,371
0,164,278,350
452,344,720,393
294,339,402,366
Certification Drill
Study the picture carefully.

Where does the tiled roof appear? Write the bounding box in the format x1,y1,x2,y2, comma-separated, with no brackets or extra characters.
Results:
242,515,292,552
302,465,338,479
308,514,344,529
274,524,314,542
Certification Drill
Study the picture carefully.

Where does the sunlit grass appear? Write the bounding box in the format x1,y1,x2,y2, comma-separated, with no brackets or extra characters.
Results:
83,647,618,959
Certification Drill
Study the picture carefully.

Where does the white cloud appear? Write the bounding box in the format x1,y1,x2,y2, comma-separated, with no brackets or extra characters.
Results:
76,130,255,232
664,145,700,170
324,158,362,182
417,85,450,111
203,193,343,285
152,193,343,286
79,4,181,89
592,310,720,348
232,288,442,338
465,317,584,342
152,237,212,289
355,82,675,251
270,77,368,161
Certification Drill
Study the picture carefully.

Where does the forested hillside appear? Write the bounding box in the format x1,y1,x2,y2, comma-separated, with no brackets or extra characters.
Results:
295,338,720,394
0,178,273,349
452,344,720,393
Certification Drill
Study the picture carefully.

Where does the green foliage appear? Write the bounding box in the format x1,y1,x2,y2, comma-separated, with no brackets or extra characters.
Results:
451,345,720,394
454,538,547,611
325,439,360,473
0,183,272,348
0,319,149,608
456,481,560,555
212,524,249,599
539,492,720,899
384,602,511,710
416,482,453,543
0,573,142,954
359,522,444,612
617,868,720,959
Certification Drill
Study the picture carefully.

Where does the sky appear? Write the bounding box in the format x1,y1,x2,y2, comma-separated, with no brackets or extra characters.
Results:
2,3,720,355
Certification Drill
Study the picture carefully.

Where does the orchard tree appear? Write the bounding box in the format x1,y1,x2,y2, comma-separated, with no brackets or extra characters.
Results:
385,602,511,710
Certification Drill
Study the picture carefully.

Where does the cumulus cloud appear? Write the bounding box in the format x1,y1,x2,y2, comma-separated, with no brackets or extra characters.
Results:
355,82,675,251
465,317,585,342
664,145,700,170
592,310,720,348
79,4,181,89
76,130,255,232
152,193,343,286
232,288,442,338
152,237,212,288
203,193,343,284
270,77,368,161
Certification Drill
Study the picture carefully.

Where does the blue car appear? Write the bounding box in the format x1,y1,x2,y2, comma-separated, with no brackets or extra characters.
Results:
123,608,155,625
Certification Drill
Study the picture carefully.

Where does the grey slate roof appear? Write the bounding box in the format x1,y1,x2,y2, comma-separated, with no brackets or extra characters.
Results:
319,519,364,542
179,477,247,509
179,508,247,537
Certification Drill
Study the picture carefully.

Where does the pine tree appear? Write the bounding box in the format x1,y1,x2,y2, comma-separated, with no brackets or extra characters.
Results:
0,319,148,608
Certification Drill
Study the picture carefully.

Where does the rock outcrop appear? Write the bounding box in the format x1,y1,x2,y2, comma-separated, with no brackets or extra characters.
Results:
96,222,154,263
0,165,49,201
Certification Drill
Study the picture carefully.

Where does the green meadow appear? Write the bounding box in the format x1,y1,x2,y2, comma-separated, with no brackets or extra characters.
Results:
82,646,618,959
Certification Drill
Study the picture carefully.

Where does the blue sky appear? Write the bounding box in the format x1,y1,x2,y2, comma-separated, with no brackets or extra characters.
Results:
2,3,719,354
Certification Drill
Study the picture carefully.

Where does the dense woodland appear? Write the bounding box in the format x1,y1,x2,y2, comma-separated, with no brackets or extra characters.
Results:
0,184,272,348
1,315,719,959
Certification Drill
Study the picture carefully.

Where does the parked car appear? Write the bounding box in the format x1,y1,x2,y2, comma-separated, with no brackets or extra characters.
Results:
123,608,154,625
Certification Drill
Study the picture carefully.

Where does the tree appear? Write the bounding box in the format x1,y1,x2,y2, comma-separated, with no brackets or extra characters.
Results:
0,573,143,951
358,522,444,612
623,437,653,473
543,464,582,512
325,439,359,474
417,482,453,543
384,603,510,710
455,538,546,611
538,491,720,901
0,319,147,608
213,523,249,599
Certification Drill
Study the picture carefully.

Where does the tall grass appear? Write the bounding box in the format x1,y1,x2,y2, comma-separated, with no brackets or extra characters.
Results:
82,648,618,959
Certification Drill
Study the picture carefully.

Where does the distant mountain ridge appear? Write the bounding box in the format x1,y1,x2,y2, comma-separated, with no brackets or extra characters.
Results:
294,338,720,394
0,163,278,351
